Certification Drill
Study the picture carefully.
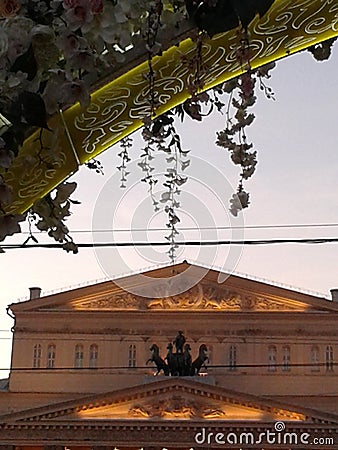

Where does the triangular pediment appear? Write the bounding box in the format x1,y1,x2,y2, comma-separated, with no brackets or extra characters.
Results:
9,262,338,313
57,284,327,312
3,378,336,424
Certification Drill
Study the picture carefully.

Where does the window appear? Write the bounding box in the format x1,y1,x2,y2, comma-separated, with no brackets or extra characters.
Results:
282,346,290,372
33,344,42,368
268,345,277,372
128,344,136,367
311,345,320,372
228,345,237,371
46,344,56,369
326,345,334,372
74,344,84,368
89,344,98,369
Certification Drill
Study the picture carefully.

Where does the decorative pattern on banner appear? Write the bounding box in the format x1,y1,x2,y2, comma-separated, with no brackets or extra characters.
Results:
5,0,338,213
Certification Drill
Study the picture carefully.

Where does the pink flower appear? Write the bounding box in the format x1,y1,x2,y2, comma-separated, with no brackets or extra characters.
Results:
88,0,103,14
63,0,79,9
64,2,93,31
0,0,20,18
240,73,255,99
71,5,89,23
63,0,102,12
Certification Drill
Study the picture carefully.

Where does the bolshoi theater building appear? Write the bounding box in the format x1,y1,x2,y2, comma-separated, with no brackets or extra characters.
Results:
0,262,337,449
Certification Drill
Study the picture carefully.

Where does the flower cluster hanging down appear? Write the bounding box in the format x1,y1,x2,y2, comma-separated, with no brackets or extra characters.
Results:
0,0,336,256
0,0,187,251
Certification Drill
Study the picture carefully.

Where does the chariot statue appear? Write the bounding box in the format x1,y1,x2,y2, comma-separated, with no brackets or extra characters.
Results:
147,332,209,377
173,330,186,353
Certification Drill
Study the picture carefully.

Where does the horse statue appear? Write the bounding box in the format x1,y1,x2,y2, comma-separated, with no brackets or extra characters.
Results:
183,343,192,376
191,344,209,375
147,344,169,376
147,335,210,377
165,342,179,376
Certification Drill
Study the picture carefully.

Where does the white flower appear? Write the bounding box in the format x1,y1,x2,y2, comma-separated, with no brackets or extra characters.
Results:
64,0,94,32
114,4,128,24
43,71,90,114
56,31,82,57
4,16,34,63
229,190,250,216
42,70,67,114
7,71,27,88
60,78,90,109
68,50,96,72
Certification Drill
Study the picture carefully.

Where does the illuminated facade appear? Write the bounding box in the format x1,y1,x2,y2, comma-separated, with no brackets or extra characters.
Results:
0,262,337,449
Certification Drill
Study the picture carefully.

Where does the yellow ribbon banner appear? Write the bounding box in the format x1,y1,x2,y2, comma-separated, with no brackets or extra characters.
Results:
5,0,338,214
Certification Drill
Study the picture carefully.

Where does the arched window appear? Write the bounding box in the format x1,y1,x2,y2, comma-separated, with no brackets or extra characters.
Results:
282,346,290,372
268,345,277,372
89,344,98,369
46,344,56,369
33,344,42,368
128,344,136,367
326,345,334,372
311,345,320,372
228,345,237,371
74,344,84,368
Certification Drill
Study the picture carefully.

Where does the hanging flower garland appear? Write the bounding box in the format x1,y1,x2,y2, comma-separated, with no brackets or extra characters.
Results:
0,0,336,256
0,0,187,251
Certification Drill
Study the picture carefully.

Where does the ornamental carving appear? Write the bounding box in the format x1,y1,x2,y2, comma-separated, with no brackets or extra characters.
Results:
129,395,226,419
80,293,140,310
254,296,294,311
71,283,305,311
147,284,298,311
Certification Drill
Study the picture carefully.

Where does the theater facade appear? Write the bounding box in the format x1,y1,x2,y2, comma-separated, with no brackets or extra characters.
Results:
0,262,337,449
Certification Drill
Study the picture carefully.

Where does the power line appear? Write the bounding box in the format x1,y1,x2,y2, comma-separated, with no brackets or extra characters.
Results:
1,362,337,371
3,237,338,250
19,222,338,234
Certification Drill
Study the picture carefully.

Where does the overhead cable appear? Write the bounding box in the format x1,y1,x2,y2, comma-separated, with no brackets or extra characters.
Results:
3,237,338,250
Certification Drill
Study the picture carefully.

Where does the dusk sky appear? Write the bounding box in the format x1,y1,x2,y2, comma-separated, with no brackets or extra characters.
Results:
1,46,338,378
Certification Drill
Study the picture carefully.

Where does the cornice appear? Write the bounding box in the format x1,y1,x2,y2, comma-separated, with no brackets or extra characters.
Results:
13,325,338,338
2,378,337,425
1,420,337,430
0,420,336,449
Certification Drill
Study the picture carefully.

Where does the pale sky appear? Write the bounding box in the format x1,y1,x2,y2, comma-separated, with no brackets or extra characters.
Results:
1,48,338,378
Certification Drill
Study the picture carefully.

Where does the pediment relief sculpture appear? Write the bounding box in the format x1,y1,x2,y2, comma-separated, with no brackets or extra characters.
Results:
129,395,226,419
75,292,141,310
49,283,308,311
147,284,304,311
